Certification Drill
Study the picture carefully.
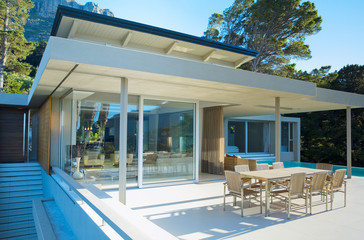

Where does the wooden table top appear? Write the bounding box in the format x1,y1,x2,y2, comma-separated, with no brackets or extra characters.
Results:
240,167,328,181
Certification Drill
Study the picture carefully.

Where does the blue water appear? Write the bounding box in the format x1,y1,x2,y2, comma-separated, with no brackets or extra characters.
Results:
257,160,364,177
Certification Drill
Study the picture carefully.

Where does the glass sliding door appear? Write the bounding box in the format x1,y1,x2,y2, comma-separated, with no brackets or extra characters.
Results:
142,99,195,184
60,91,138,186
227,121,246,153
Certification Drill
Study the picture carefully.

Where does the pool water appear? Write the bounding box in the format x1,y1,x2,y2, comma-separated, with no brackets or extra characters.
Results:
257,160,364,177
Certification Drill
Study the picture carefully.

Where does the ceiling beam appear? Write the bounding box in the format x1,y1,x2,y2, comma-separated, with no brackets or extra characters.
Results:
165,41,178,55
121,31,133,47
203,50,216,62
234,57,248,68
68,20,78,39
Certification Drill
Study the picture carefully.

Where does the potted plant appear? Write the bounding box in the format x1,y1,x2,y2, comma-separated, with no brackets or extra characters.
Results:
73,144,84,179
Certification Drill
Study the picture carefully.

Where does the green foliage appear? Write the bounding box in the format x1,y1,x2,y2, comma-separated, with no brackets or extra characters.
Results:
24,40,47,77
0,0,35,91
286,64,364,167
204,0,322,72
3,71,33,93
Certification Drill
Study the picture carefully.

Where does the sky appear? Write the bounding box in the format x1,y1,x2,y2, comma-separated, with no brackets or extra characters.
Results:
77,0,364,72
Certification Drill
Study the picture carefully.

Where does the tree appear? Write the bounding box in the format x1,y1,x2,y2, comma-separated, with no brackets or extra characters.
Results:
0,0,34,92
24,40,47,77
287,65,364,167
204,0,322,72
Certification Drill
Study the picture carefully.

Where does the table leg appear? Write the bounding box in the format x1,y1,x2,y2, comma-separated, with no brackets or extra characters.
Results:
265,180,270,217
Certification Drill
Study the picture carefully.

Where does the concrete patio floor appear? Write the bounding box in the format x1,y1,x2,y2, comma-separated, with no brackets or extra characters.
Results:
105,177,364,240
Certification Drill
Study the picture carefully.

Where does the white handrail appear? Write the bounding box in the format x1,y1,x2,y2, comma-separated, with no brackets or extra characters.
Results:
52,167,177,240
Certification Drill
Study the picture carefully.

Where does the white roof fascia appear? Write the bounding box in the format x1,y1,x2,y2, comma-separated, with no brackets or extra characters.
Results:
46,37,317,97
310,88,364,108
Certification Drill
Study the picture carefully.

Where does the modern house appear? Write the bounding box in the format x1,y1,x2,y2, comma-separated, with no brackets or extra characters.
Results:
1,6,364,239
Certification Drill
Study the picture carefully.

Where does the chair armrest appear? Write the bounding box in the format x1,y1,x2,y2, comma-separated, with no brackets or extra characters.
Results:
241,182,261,189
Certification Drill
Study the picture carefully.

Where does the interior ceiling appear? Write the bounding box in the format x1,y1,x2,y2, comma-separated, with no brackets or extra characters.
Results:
35,59,355,117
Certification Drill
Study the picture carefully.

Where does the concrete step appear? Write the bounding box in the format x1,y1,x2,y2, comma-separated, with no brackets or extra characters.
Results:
0,163,40,168
0,179,42,188
0,195,43,204
6,234,38,240
0,213,33,224
0,184,42,193
0,220,35,232
0,166,41,172
0,201,33,211
0,227,37,239
0,175,42,182
0,207,33,218
0,170,41,177
0,189,43,199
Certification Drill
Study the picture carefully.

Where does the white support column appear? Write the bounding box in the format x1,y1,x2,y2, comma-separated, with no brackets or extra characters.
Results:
347,107,352,178
194,101,200,183
275,97,281,162
137,96,144,187
119,78,128,204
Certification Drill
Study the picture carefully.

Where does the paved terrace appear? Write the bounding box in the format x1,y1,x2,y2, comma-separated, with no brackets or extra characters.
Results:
105,177,364,240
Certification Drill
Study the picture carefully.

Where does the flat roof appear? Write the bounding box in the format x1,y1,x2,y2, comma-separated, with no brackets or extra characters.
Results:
28,37,364,115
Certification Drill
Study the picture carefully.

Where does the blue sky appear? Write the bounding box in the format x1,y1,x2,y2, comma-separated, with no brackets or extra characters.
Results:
77,0,364,72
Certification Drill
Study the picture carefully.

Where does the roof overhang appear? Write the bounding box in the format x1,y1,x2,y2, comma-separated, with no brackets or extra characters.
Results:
28,37,364,116
50,6,258,69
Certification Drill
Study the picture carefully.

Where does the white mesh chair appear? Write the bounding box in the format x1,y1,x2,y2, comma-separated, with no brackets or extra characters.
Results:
272,162,284,169
306,171,328,214
256,163,269,171
316,163,333,175
234,165,250,172
271,172,308,218
223,170,262,217
326,169,347,210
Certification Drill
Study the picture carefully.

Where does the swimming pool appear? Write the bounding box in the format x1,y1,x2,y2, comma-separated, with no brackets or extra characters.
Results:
257,160,364,177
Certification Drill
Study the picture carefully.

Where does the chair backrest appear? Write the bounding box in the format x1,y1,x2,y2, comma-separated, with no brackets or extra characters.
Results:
311,171,328,192
256,163,269,171
332,169,346,189
225,171,242,194
248,159,257,171
234,164,250,172
316,163,333,171
289,172,306,195
272,162,284,169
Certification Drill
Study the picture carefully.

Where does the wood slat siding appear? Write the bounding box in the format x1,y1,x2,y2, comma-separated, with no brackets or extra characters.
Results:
0,107,28,163
38,97,51,174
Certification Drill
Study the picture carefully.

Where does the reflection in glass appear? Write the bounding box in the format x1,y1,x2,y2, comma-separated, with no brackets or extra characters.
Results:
60,92,138,186
143,99,195,184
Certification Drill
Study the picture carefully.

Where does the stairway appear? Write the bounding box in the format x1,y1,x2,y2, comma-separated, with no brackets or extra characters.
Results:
0,162,44,240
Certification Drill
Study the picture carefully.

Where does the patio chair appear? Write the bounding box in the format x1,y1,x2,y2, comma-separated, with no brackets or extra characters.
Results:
306,171,328,214
316,163,333,175
272,162,284,169
326,169,347,210
234,164,251,185
271,172,308,218
223,170,262,217
256,163,269,171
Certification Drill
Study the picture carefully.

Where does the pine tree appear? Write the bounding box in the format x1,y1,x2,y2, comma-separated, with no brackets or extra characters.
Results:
0,0,34,92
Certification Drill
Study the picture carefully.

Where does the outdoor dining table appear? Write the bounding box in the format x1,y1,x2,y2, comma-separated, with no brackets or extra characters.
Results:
240,167,329,217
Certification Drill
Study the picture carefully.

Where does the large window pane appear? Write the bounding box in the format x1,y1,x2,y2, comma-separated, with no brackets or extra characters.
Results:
247,122,269,153
227,121,245,153
61,91,138,187
143,99,195,184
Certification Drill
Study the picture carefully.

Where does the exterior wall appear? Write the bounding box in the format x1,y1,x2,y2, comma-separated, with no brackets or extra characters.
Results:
38,97,51,174
50,97,61,167
0,107,28,163
41,170,109,240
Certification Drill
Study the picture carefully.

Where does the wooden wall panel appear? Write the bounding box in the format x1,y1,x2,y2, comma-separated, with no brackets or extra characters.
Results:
0,107,28,163
38,97,51,174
